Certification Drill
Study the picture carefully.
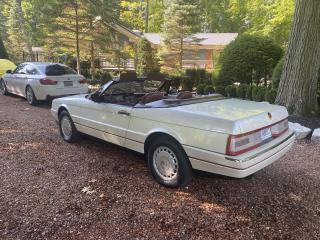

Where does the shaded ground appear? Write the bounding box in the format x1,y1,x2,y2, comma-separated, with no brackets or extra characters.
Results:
1,94,320,240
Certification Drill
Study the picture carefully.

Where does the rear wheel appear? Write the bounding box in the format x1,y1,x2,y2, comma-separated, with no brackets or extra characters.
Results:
0,79,8,95
59,110,80,142
26,86,38,105
147,136,193,188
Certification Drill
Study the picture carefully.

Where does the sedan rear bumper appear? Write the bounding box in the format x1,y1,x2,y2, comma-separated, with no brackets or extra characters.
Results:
185,131,295,178
33,85,88,100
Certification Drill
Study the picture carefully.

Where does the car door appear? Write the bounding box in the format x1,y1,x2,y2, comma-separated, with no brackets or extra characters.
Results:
5,64,24,93
15,64,29,97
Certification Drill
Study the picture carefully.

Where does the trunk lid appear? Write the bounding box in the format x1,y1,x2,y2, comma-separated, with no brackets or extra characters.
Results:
46,74,85,89
174,98,288,135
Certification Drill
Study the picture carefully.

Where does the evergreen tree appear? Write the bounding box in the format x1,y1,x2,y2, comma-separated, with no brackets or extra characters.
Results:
0,36,9,59
159,0,201,70
136,38,157,75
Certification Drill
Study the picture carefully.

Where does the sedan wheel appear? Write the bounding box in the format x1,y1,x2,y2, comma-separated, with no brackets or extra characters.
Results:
153,146,179,181
0,79,8,95
147,136,193,188
26,86,38,105
59,110,80,142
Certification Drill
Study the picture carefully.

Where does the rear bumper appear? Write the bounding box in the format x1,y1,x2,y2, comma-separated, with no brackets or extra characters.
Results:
185,130,295,178
33,85,88,100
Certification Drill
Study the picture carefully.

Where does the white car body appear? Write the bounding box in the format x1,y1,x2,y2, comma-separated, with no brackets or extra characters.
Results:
1,62,88,102
51,77,295,181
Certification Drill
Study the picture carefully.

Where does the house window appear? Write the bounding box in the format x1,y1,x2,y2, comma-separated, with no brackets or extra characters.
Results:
198,49,206,60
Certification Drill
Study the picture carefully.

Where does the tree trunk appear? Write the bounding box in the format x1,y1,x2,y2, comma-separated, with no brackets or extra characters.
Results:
15,0,35,61
275,0,320,115
75,0,81,74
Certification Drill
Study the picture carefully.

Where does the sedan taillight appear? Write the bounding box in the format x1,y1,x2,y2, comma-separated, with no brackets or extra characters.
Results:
79,79,87,84
39,78,58,85
226,118,289,156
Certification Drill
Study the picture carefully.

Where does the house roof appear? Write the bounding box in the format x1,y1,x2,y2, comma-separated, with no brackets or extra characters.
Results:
143,33,238,46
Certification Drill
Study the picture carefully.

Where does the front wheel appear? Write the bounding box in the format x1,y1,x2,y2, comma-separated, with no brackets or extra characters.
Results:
59,110,80,143
0,79,8,95
147,136,193,188
26,86,38,105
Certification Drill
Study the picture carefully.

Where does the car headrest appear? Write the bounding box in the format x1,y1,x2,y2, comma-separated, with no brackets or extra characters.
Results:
177,91,193,100
140,92,164,104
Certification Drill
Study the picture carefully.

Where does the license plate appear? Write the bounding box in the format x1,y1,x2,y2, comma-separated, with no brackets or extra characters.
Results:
261,128,272,141
64,81,73,87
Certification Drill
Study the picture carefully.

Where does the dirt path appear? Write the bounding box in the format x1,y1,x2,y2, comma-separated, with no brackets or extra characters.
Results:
0,94,320,240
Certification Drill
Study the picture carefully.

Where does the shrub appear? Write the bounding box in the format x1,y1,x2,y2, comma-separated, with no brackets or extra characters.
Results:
181,75,193,91
272,57,284,89
246,85,254,100
217,35,283,86
136,38,158,75
215,85,225,96
225,85,237,97
204,85,215,94
253,86,267,102
95,69,112,84
265,88,278,104
236,84,249,99
196,83,206,95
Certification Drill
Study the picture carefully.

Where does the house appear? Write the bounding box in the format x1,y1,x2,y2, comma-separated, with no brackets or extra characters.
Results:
102,23,238,71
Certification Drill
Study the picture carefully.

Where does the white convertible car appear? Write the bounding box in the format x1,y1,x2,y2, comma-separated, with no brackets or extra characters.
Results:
0,62,88,105
51,72,295,187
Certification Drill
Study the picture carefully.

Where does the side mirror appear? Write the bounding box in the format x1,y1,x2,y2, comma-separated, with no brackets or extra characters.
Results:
6,70,12,74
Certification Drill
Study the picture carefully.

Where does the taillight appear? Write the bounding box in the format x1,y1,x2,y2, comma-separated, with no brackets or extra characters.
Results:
226,118,289,156
79,79,87,84
39,78,57,85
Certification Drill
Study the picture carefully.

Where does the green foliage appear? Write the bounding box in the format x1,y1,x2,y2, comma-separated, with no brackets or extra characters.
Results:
225,85,237,97
181,75,194,91
236,84,248,99
196,83,206,95
204,85,215,94
252,86,267,102
95,69,113,84
0,36,9,59
136,38,157,75
185,69,210,85
265,88,277,104
246,85,254,100
215,85,226,96
159,0,201,70
272,57,284,89
217,35,283,86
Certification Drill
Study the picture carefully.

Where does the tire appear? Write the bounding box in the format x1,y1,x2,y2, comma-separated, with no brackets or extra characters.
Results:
0,79,8,95
26,86,38,105
147,136,193,188
58,110,80,143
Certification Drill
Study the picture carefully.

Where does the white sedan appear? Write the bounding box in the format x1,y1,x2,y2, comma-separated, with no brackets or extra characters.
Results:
51,72,295,188
0,62,88,105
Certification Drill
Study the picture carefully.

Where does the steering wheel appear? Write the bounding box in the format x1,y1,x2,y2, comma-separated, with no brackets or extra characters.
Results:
108,88,128,103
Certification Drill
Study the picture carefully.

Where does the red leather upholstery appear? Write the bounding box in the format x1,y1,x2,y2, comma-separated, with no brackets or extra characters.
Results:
177,91,193,100
140,92,164,104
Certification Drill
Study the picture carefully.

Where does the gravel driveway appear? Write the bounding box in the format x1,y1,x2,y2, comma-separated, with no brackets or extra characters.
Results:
1,94,320,240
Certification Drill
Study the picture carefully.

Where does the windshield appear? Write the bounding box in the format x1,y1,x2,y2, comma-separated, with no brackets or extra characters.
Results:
38,64,77,76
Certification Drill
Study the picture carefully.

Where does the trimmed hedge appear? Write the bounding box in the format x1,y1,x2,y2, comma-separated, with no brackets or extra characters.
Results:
236,84,249,99
265,88,277,104
246,85,254,100
215,85,226,95
272,57,284,89
204,85,215,94
196,83,206,95
225,85,237,97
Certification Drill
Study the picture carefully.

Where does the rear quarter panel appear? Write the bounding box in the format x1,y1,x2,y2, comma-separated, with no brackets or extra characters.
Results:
127,108,230,154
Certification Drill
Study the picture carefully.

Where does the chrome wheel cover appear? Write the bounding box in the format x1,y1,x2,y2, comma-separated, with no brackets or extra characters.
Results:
153,146,178,181
26,88,33,103
61,116,72,139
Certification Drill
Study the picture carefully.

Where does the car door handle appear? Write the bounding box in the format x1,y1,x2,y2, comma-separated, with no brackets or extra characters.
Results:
118,110,130,116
